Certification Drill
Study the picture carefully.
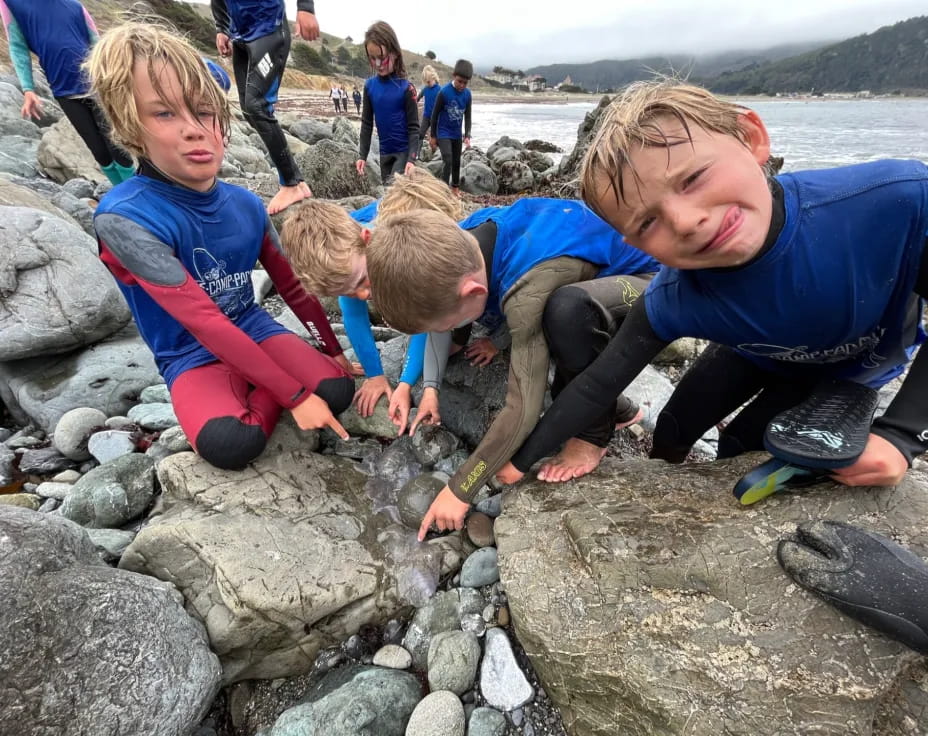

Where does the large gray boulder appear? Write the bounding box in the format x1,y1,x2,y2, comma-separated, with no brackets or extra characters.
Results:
0,206,130,361
0,134,40,177
0,505,220,736
496,454,928,735
0,177,81,228
119,418,466,683
296,139,381,199
37,116,109,184
0,324,159,432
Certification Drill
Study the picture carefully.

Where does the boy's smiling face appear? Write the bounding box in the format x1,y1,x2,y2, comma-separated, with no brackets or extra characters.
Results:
133,59,224,191
595,111,773,270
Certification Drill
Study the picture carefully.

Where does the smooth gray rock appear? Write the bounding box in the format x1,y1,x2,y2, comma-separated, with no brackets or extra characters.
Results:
0,206,130,360
119,418,464,683
467,707,507,736
461,161,498,195
0,324,160,432
266,665,421,736
37,117,108,183
85,527,137,561
18,446,78,475
0,134,40,177
34,481,73,500
372,643,412,670
139,383,171,404
0,177,81,228
0,506,220,736
480,628,533,712
62,178,96,199
427,630,482,695
398,473,446,530
288,117,333,145
411,424,461,466
403,588,486,670
495,454,928,734
405,690,466,736
53,407,107,461
127,402,178,431
0,442,14,485
87,429,137,464
460,547,500,588
59,453,156,528
339,378,396,439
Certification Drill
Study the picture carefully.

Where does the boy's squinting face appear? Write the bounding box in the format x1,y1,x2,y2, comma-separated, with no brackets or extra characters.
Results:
133,60,224,191
595,111,773,270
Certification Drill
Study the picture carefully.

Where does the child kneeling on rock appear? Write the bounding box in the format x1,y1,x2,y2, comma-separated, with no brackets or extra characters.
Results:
88,23,357,470
279,169,464,428
496,79,928,491
364,184,660,540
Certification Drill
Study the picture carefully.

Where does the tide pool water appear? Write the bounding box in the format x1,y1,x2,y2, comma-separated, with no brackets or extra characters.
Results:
472,97,928,171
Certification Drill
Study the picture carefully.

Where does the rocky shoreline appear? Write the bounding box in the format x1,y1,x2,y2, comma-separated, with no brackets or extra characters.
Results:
2,71,928,736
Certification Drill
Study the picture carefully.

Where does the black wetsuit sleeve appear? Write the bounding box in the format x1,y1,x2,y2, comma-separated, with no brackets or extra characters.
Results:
430,91,445,133
405,85,419,161
210,0,231,34
463,95,472,139
296,0,315,13
870,237,928,464
510,297,670,471
358,87,373,161
416,88,424,102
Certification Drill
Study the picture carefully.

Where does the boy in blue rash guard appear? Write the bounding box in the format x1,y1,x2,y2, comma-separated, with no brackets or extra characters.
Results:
355,21,419,186
430,59,473,193
0,0,135,185
88,23,357,470
417,65,440,145
211,0,316,215
496,80,928,491
365,200,660,540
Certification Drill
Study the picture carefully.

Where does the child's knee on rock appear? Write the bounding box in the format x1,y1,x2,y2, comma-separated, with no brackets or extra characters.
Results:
196,416,268,469
315,374,356,416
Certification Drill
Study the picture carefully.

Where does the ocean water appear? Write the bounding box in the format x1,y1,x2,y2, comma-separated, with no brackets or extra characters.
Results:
473,98,928,171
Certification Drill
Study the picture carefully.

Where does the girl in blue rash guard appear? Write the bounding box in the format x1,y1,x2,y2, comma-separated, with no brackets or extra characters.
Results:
0,0,135,185
417,65,440,144
355,21,419,186
430,59,473,193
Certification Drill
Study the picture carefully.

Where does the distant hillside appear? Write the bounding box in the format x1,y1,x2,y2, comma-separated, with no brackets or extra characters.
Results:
702,15,928,95
525,41,828,91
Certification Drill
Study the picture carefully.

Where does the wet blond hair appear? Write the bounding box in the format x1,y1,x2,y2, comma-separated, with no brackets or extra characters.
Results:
421,64,439,85
85,22,231,159
367,210,482,333
580,79,749,219
378,168,464,222
280,200,365,296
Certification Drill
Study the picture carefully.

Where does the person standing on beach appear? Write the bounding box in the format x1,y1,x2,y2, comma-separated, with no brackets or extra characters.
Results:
211,0,316,214
355,21,419,185
0,0,136,185
330,85,340,112
352,85,361,114
416,65,440,145
430,59,472,195
340,85,349,113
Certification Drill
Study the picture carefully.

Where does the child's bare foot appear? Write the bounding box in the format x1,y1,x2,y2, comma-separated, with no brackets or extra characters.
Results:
536,438,607,483
616,407,644,430
267,181,312,215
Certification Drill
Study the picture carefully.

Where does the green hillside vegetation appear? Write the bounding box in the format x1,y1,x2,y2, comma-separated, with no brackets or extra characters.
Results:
702,15,928,95
525,41,828,91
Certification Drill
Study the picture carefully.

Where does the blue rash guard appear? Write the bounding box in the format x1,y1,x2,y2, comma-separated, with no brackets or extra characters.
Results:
420,83,440,119
211,0,314,42
339,202,426,385
460,198,660,333
646,160,928,389
362,74,418,156
94,172,342,405
0,0,95,97
433,82,472,140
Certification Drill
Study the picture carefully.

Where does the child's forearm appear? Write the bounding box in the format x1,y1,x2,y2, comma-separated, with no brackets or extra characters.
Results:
398,333,427,385
0,10,35,92
464,98,472,139
358,91,374,160
422,330,453,390
871,341,928,464
404,86,419,160
339,295,384,377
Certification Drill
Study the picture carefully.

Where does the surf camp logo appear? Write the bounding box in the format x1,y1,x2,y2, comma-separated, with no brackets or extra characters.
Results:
192,248,253,317
737,329,886,368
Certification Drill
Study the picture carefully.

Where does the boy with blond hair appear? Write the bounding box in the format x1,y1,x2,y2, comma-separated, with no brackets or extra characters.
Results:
366,197,659,540
88,23,356,470
280,170,463,427
497,79,928,493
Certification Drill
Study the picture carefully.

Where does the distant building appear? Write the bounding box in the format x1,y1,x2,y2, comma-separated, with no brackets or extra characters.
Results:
526,74,547,91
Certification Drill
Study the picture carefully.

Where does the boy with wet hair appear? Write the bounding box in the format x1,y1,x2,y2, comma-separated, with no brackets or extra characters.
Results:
88,23,356,470
280,170,463,427
366,199,659,540
496,79,928,491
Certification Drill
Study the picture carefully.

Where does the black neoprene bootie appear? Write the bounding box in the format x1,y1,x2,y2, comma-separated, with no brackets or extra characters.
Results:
778,520,928,654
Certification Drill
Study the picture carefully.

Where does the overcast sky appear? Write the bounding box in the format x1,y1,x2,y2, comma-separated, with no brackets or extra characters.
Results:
194,1,926,68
